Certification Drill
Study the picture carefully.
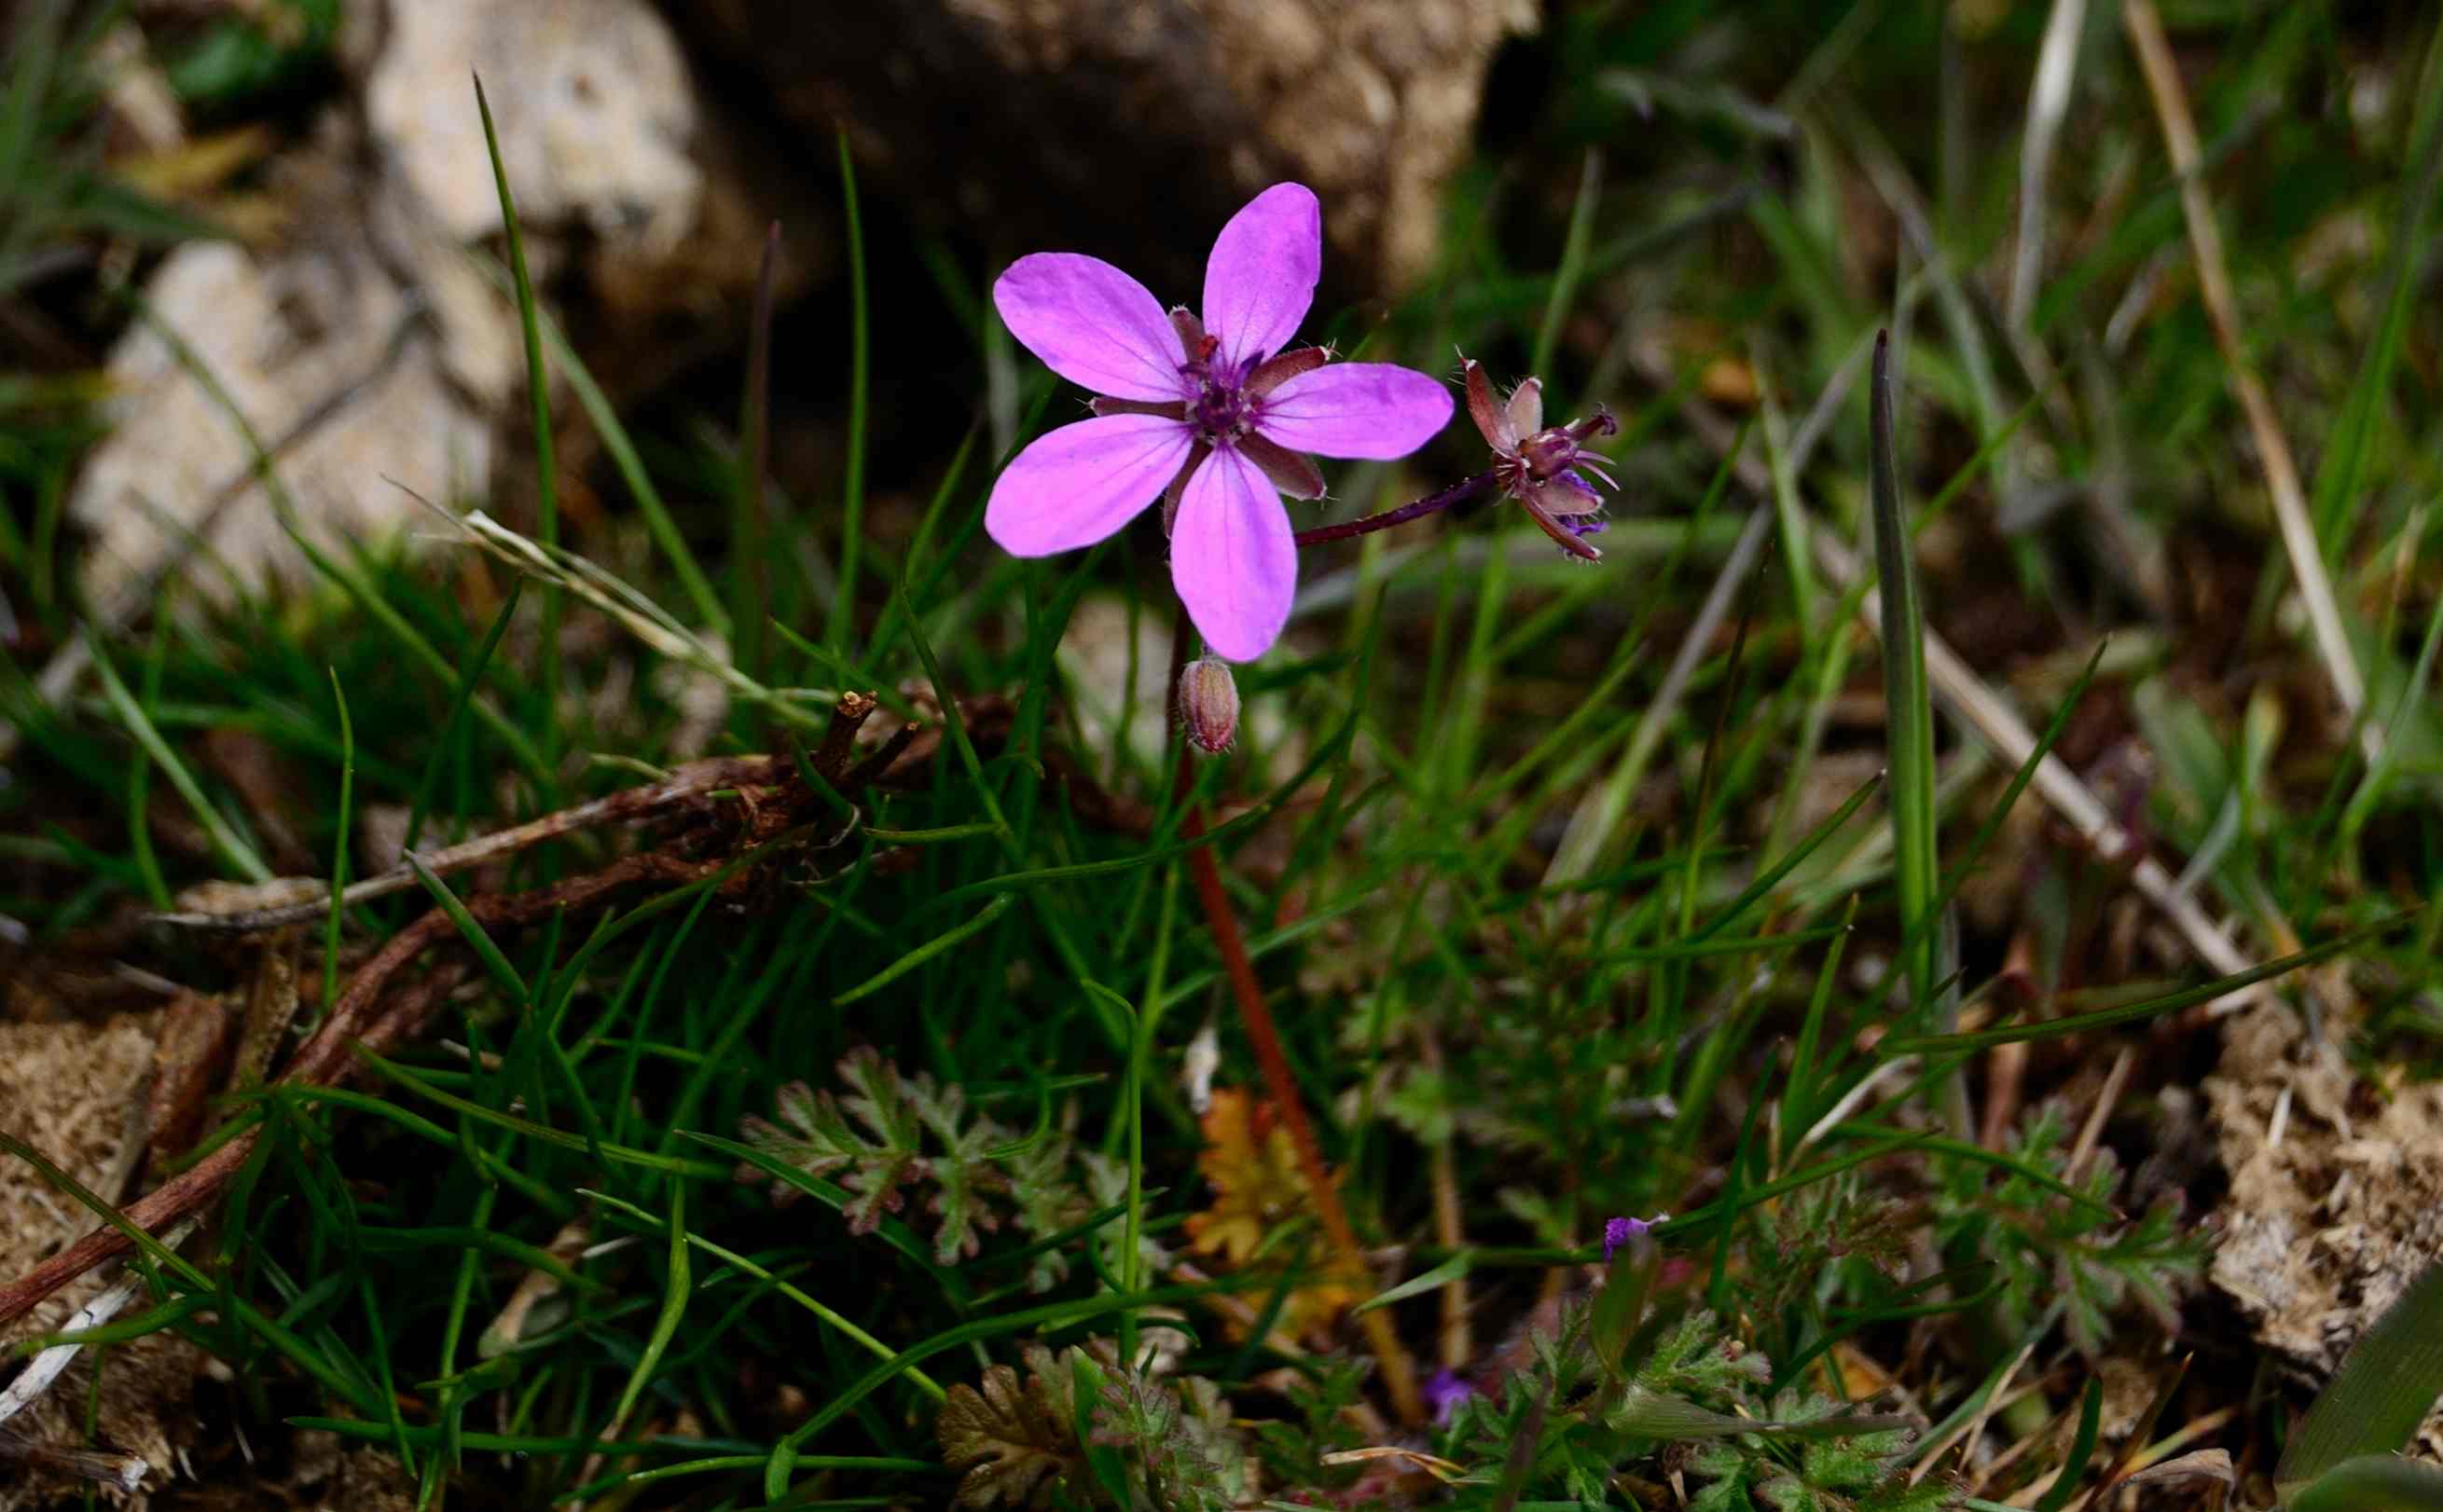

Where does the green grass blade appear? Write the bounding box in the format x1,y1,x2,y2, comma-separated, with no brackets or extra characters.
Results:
1867,330,1939,1015
0,1128,214,1293
2035,1377,2104,1512
403,579,521,857
678,1130,962,1292
512,267,728,638
126,611,173,910
1357,1251,1474,1316
833,895,1014,1006
2289,1457,2443,1512
2341,579,2443,838
2277,1256,2443,1492
1856,640,2107,1019
404,850,529,1006
1782,894,1857,1152
356,1052,724,1178
829,131,870,651
473,73,561,774
756,1274,1268,1500
1893,920,2399,1053
86,626,271,884
1531,147,1604,379
1771,1262,2002,1390
1690,771,1881,942
602,1183,691,1439
2310,21,2443,549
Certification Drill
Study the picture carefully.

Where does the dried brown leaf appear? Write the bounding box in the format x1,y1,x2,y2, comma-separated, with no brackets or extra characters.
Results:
938,1349,1084,1510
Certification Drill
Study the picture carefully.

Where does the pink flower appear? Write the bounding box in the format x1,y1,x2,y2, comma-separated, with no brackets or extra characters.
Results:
986,184,1454,662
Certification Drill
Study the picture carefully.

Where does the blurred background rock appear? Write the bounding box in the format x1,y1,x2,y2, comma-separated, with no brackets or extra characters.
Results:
9,0,1531,611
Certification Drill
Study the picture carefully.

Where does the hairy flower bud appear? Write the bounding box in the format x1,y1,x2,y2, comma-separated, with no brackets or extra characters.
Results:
1178,657,1239,754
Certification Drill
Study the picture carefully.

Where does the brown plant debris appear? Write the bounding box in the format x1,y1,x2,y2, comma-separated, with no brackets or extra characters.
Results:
2207,998,2443,1451
938,1344,1089,1510
0,1014,203,1506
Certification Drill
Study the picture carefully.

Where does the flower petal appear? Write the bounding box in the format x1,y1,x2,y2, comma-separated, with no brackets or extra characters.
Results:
1171,446,1296,662
994,253,1186,402
1505,377,1544,439
1546,470,1607,512
986,415,1194,557
1202,184,1320,371
1255,362,1454,460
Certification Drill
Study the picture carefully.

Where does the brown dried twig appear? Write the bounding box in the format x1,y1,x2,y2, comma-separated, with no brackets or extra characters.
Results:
0,679,1170,1329
149,753,792,931
0,696,891,1332
0,1426,147,1496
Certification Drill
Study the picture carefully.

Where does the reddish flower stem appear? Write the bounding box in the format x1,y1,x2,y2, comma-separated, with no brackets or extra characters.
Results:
1291,472,1498,548
1166,604,1424,1426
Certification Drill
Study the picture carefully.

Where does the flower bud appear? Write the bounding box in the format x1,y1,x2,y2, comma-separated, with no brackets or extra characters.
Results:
1178,656,1239,755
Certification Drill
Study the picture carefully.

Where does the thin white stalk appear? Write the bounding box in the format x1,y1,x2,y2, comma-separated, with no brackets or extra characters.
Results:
0,1219,200,1436
2123,0,2378,763
2008,0,2091,332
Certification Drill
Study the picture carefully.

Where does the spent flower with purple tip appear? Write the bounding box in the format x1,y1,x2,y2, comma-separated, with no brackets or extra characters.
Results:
1424,1368,1476,1427
986,184,1454,662
1602,1214,1655,1263
1463,358,1619,561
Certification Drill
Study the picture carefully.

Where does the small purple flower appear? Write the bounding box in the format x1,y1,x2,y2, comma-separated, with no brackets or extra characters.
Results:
1602,1214,1654,1264
1424,1368,1475,1426
1462,358,1620,561
986,185,1455,662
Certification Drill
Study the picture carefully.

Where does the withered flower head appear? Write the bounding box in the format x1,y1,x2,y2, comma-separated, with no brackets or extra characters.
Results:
1463,358,1620,561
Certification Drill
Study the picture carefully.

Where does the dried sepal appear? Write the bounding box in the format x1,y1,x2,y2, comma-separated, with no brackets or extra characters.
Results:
1244,344,1330,397
1237,432,1326,500
1463,357,1515,451
1160,440,1212,536
1089,396,1188,419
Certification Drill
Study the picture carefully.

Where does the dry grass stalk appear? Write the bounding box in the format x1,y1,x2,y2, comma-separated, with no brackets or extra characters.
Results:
2121,0,2379,763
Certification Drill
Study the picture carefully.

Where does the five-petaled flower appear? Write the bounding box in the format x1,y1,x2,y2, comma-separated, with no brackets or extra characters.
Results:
1463,358,1619,561
986,184,1454,662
